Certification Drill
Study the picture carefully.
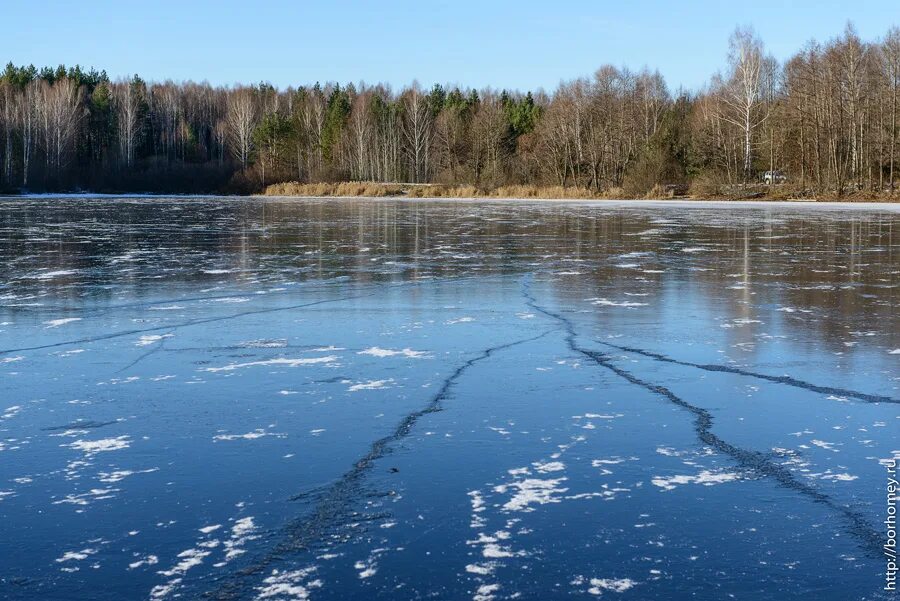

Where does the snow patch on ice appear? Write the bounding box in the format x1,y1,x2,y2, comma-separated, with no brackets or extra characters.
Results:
589,298,648,308
66,436,131,455
213,429,285,442
44,317,82,328
588,577,637,595
446,317,475,324
651,470,740,491
358,347,431,359
204,356,338,372
494,477,569,512
348,379,394,392
255,567,322,600
532,461,565,473
129,555,159,569
98,467,158,483
56,548,98,563
136,334,173,346
474,583,500,601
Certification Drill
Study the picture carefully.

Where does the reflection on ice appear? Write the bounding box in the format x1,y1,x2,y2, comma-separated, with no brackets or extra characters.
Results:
0,197,897,601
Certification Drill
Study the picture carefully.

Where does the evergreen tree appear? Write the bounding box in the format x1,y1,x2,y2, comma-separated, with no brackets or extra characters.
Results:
253,112,294,184
321,86,350,163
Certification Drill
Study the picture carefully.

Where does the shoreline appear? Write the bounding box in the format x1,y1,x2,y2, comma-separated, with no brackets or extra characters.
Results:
264,195,900,210
5,193,900,210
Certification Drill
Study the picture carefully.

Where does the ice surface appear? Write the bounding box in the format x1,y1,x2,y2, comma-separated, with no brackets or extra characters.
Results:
0,196,897,600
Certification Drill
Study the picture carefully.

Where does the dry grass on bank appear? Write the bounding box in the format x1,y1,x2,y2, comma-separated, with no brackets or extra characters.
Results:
264,180,900,202
264,181,406,197
264,181,611,200
407,184,617,199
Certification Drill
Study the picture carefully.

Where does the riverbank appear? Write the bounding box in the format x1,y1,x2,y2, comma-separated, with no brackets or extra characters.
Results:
263,181,900,203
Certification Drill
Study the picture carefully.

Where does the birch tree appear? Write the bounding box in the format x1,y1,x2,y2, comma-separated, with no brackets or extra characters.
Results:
15,81,38,186
112,77,144,168
882,27,900,189
0,82,13,184
717,27,772,181
402,84,432,183
226,87,257,170
38,78,82,176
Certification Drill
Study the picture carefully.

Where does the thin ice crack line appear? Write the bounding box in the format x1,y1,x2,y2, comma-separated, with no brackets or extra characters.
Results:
12,277,394,317
4,271,497,318
0,273,508,356
282,329,554,547
206,328,555,600
0,290,387,355
521,277,882,557
116,331,173,373
596,341,899,405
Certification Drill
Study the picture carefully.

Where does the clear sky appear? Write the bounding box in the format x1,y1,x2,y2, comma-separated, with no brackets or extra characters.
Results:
3,0,899,92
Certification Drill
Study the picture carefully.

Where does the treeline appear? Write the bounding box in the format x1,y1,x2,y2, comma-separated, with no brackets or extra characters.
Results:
1,23,899,197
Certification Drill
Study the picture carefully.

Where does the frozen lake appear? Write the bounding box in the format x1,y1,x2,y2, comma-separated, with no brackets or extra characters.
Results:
0,196,897,601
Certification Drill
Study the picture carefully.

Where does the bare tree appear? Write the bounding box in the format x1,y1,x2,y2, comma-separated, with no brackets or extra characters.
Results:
153,82,181,162
883,27,900,189
225,87,257,170
0,81,13,184
346,90,374,181
112,78,143,168
15,81,39,187
716,27,772,181
36,78,82,177
402,84,433,183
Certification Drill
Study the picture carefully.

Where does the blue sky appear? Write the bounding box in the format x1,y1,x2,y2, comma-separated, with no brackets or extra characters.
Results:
3,0,898,92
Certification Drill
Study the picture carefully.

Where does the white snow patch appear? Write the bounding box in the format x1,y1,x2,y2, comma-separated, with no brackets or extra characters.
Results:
56,548,98,562
357,347,430,359
348,379,394,392
816,472,858,482
652,470,740,491
136,334,173,346
98,468,158,483
532,461,565,473
53,488,119,505
590,298,648,308
466,563,496,575
474,583,500,601
66,436,131,454
128,555,159,569
446,317,475,324
213,429,285,442
204,356,338,372
44,318,82,328
255,567,321,600
588,578,637,595
811,439,840,452
158,548,210,577
494,477,568,512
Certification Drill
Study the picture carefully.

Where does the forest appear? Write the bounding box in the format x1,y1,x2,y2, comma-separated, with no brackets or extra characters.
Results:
1,23,899,198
